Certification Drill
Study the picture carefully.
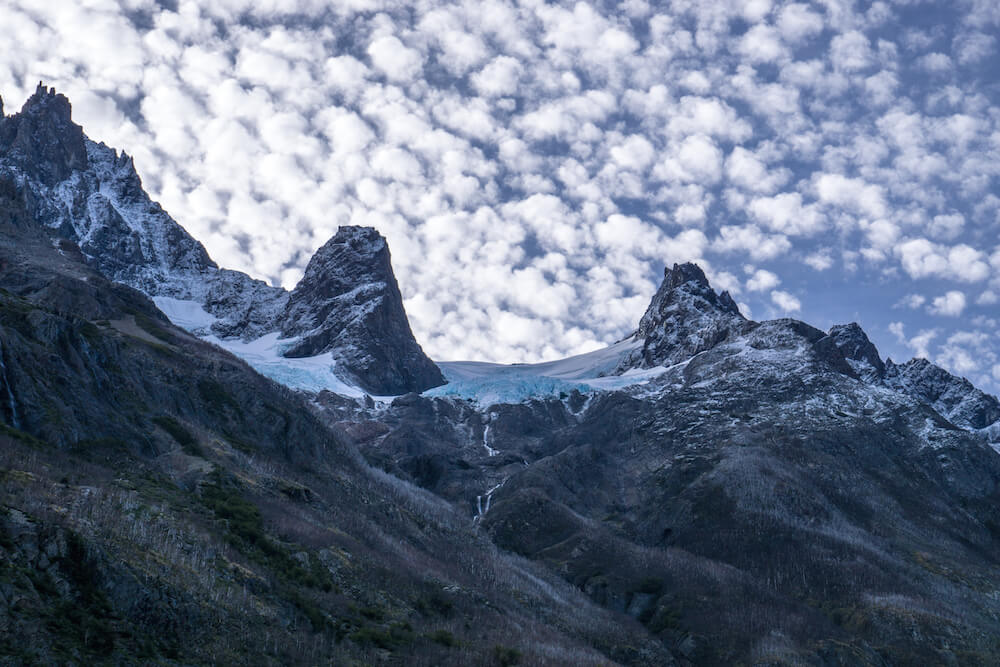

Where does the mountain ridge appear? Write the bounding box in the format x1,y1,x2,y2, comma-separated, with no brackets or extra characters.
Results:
3,84,1000,664
0,83,442,395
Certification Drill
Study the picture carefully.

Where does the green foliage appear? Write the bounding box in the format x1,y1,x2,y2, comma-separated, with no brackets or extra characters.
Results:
200,474,266,547
152,415,203,456
647,603,682,634
0,422,49,449
132,313,176,344
198,379,243,417
358,605,386,621
349,622,414,650
633,576,664,595
46,532,119,658
415,590,454,617
71,437,132,456
289,590,329,632
199,472,334,591
492,644,523,666
428,629,458,647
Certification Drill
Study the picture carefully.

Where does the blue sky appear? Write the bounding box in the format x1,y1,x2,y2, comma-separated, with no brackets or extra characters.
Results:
2,0,999,392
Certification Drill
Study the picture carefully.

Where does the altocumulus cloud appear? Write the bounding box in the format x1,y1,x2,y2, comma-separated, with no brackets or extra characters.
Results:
2,0,999,391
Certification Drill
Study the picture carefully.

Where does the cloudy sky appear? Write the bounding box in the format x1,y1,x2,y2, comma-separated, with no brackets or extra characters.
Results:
2,0,999,391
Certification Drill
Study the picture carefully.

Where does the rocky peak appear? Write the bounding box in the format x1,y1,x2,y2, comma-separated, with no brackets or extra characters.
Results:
885,358,1000,435
292,226,390,301
280,226,445,395
828,322,885,381
621,262,748,371
0,83,88,185
636,263,742,337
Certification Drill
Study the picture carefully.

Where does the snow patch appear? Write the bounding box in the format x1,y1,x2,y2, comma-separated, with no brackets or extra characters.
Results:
203,332,370,398
153,297,219,336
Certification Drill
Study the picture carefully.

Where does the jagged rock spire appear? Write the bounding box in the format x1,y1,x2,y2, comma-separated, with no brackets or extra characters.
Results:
281,226,445,395
0,81,87,185
619,262,748,371
885,357,1000,432
637,262,742,339
828,322,885,380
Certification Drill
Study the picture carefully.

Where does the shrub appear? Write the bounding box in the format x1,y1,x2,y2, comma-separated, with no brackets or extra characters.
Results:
429,629,457,647
493,645,522,666
152,416,203,457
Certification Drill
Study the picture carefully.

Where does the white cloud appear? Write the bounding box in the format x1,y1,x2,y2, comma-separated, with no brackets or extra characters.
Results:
954,32,996,65
610,135,655,171
746,269,780,292
770,289,801,312
472,56,522,97
937,331,995,376
748,192,826,236
928,213,965,240
736,25,788,64
3,0,998,378
655,134,723,184
896,294,926,309
889,321,906,343
928,291,967,317
814,173,887,218
714,225,792,261
895,240,990,282
777,4,824,43
725,147,789,194
908,328,939,359
829,31,873,71
977,290,998,305
367,35,424,82
918,53,952,73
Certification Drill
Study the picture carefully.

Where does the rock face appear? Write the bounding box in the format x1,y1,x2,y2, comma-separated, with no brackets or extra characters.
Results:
0,86,441,394
619,262,747,371
0,83,88,186
827,322,886,380
281,226,445,394
885,357,1000,433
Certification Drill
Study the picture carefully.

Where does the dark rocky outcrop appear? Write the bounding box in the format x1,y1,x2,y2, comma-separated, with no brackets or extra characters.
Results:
281,226,445,395
885,357,1000,432
0,83,88,185
619,262,749,371
828,322,886,380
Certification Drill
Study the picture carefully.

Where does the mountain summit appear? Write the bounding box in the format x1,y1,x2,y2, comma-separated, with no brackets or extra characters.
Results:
619,262,747,371
281,226,445,394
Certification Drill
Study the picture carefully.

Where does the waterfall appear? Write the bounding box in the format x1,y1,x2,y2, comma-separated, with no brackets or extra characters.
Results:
0,338,20,429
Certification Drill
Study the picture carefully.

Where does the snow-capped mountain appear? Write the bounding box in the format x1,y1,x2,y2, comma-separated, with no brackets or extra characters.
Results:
0,84,442,395
3,84,1000,665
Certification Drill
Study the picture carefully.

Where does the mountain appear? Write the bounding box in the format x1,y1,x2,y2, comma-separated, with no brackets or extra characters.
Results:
0,89,665,666
3,85,1000,665
0,83,442,395
321,262,1000,664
